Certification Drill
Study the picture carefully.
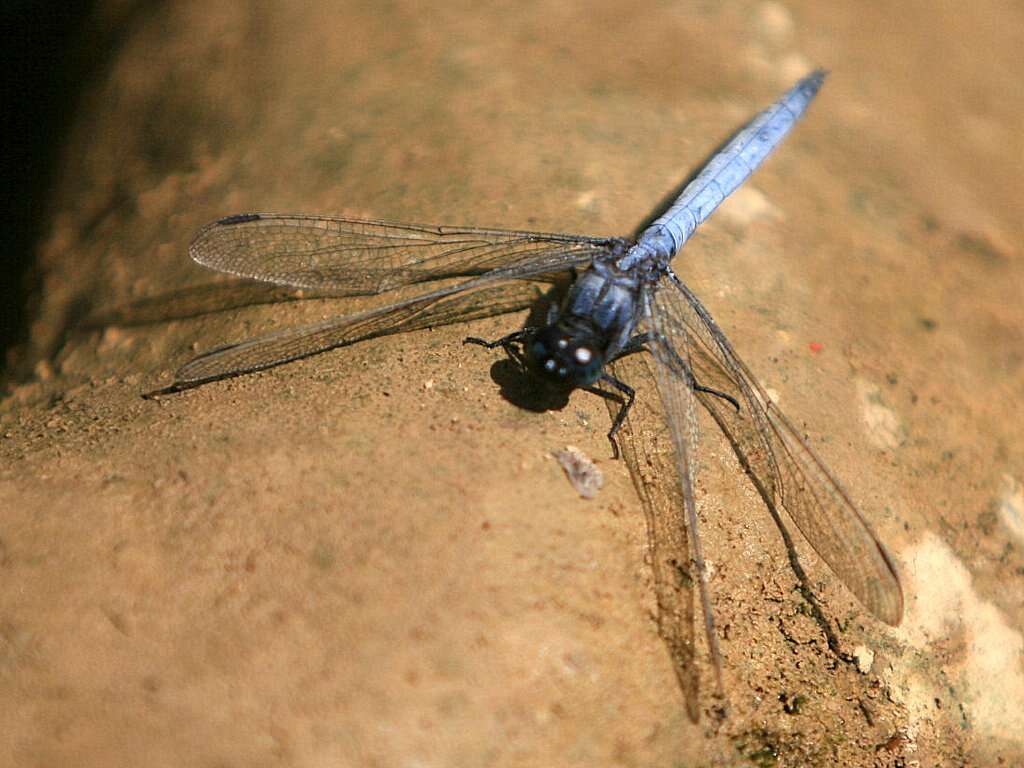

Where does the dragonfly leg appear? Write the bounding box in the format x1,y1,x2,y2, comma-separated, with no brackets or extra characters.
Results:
589,373,635,460
692,381,740,413
463,328,534,349
464,328,536,367
611,331,657,359
612,331,741,413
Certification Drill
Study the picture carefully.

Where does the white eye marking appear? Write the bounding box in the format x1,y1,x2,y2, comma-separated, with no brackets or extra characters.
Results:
574,347,593,364
556,338,569,349
544,359,557,372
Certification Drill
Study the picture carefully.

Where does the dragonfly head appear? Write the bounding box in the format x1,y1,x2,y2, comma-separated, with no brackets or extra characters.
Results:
526,324,605,389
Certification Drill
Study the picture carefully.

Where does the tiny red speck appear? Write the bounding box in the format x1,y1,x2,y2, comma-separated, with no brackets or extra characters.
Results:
809,342,824,354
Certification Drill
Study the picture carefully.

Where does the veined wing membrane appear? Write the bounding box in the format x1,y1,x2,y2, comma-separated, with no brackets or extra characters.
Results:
168,245,604,389
604,352,701,722
190,213,611,295
658,277,904,625
644,289,727,706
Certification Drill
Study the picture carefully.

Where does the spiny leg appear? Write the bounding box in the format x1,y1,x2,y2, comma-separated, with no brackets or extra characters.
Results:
692,381,740,413
464,328,536,368
586,373,636,460
463,328,534,349
612,331,741,412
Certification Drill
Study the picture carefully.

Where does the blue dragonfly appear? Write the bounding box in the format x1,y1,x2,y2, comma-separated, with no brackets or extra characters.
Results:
156,70,903,713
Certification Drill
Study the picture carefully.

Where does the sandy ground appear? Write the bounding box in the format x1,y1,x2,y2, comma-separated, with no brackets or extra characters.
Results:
2,1,1022,766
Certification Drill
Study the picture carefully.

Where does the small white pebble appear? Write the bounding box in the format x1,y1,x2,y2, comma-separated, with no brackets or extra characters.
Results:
853,644,875,674
553,446,604,499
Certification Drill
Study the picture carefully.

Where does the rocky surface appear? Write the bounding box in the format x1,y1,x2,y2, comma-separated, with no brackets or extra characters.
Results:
3,2,1022,765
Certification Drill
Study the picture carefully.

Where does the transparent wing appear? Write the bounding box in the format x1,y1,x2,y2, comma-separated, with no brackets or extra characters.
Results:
165,244,605,389
656,275,904,625
642,288,727,708
604,351,700,722
190,212,612,294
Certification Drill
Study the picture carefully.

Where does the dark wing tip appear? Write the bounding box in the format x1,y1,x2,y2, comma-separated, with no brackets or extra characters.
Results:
216,213,263,226
142,382,188,398
189,213,265,266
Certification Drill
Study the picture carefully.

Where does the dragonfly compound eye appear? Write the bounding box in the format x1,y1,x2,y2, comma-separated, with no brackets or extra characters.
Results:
527,327,604,388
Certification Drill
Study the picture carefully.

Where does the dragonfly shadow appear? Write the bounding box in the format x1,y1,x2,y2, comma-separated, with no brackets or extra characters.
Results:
80,281,305,328
474,279,574,415
699,392,850,660
485,357,571,415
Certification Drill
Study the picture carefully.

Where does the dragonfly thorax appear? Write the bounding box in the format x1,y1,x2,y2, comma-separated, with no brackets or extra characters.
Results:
526,321,606,388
